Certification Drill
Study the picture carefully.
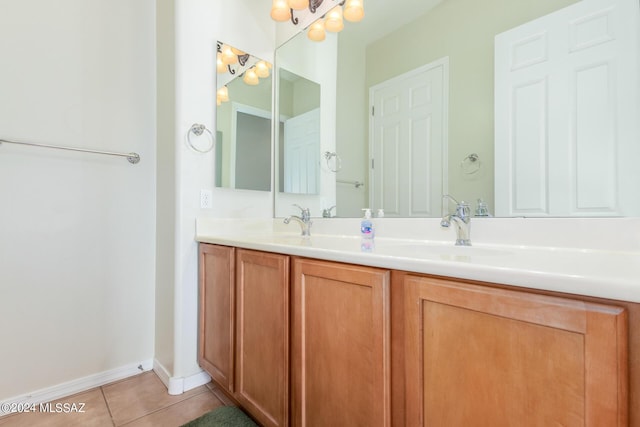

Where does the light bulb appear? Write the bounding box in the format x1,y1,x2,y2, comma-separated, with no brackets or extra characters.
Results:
288,0,309,10
231,47,245,56
271,0,291,21
343,0,364,22
216,53,227,73
243,68,259,85
217,86,229,102
325,6,344,32
221,45,238,65
255,61,270,78
307,18,326,42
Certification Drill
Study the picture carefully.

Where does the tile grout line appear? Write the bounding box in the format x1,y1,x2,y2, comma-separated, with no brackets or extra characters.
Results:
115,386,219,426
99,386,117,427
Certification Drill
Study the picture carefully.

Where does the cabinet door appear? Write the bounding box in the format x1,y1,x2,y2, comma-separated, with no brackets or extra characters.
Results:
404,274,628,426
292,258,391,427
235,249,290,427
198,244,235,392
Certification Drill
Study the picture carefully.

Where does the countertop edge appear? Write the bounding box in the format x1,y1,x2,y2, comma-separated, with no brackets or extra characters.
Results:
196,234,640,304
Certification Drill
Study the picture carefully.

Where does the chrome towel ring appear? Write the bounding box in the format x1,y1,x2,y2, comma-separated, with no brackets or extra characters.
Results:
324,151,342,172
187,124,214,153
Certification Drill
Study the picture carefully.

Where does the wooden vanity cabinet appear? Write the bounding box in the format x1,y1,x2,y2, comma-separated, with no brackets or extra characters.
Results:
198,244,235,392
401,272,628,426
200,244,632,426
235,249,290,427
198,244,289,427
291,257,392,427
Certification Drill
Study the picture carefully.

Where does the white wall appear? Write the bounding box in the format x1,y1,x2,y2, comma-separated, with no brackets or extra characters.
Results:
154,0,279,391
0,0,156,401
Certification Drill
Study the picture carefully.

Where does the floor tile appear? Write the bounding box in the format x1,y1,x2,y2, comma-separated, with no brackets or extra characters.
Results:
121,391,223,427
0,388,112,427
206,383,235,406
102,372,209,426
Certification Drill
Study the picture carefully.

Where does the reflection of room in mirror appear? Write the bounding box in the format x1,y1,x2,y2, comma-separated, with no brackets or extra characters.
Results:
215,41,273,192
277,69,321,195
273,0,638,218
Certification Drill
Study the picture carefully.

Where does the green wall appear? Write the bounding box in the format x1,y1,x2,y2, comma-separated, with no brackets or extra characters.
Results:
343,0,579,212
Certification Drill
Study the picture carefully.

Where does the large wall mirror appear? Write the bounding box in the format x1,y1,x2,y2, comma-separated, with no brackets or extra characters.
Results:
216,41,273,192
274,30,338,217
273,0,639,218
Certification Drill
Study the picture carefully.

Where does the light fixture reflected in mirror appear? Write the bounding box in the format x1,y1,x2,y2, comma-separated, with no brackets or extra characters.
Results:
255,61,271,78
216,40,273,193
216,86,229,106
243,68,260,86
325,6,344,32
343,0,364,22
307,18,326,41
216,42,271,105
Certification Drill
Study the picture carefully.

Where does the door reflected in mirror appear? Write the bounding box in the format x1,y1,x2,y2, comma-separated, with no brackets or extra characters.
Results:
278,69,321,195
215,41,272,192
272,0,639,218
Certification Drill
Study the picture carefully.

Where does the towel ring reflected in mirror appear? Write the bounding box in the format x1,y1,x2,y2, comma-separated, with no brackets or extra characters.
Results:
460,153,481,175
324,151,342,173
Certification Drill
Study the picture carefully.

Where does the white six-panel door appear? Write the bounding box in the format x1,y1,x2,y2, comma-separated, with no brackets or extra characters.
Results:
369,58,448,217
284,108,321,194
495,0,639,217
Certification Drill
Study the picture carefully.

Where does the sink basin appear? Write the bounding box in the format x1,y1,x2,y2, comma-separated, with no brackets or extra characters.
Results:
252,234,313,245
378,243,513,258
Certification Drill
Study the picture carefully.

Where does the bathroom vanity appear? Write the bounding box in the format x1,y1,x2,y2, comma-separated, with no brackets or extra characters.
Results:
196,218,639,426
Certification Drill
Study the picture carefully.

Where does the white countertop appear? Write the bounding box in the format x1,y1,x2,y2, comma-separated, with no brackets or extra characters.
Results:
196,217,640,303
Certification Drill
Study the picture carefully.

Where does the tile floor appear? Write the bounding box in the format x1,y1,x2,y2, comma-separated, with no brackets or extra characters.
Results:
0,371,233,427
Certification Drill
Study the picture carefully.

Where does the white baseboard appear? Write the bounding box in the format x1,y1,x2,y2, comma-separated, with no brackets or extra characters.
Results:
0,359,154,417
153,359,211,396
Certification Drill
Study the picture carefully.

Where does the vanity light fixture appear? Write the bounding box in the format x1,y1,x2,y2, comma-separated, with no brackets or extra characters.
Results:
307,18,326,41
271,0,363,40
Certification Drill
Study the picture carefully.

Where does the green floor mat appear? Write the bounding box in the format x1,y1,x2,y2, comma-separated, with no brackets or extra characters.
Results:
181,406,258,427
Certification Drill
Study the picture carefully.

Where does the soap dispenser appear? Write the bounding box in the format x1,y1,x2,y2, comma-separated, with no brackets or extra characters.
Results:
361,208,375,239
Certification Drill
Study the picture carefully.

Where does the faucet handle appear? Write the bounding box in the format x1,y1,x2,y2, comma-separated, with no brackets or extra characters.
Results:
455,201,471,219
322,205,336,218
292,204,311,221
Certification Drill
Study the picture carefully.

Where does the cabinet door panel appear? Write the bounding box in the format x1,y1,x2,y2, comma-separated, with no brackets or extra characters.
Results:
198,244,235,392
404,275,628,426
292,258,391,427
235,249,289,427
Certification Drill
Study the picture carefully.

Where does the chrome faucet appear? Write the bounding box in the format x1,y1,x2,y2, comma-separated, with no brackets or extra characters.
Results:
284,204,312,236
322,205,336,218
440,195,471,246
